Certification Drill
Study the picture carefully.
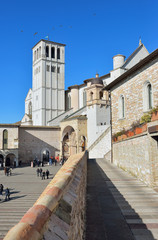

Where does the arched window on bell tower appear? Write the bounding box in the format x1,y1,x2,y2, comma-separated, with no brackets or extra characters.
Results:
57,48,60,59
51,47,55,58
37,49,39,59
34,51,36,61
46,46,49,57
39,47,41,58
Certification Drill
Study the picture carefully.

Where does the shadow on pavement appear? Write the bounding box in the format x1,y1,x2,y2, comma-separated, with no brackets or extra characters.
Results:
85,159,155,240
0,195,27,203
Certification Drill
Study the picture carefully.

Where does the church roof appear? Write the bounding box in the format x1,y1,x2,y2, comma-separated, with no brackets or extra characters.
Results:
105,48,158,90
0,123,20,127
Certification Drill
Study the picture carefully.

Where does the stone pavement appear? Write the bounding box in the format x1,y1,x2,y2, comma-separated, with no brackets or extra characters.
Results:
86,158,158,240
0,164,61,239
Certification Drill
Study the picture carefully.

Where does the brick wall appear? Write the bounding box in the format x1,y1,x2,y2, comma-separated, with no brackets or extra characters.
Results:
4,151,87,240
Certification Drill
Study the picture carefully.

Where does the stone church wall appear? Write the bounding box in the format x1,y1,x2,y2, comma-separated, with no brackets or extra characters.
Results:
19,126,60,164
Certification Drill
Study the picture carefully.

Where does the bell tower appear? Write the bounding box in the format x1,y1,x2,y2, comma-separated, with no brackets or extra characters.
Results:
32,39,66,126
86,74,110,147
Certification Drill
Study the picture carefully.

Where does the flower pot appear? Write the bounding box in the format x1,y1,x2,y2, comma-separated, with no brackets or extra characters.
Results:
134,127,142,135
151,111,158,121
127,131,134,137
122,134,127,140
142,123,147,132
118,136,122,141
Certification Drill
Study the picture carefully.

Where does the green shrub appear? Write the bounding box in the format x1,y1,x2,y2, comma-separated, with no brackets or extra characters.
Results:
140,113,151,124
150,106,158,114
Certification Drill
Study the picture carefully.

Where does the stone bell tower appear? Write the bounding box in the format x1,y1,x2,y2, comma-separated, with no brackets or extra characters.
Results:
86,73,110,147
32,39,66,126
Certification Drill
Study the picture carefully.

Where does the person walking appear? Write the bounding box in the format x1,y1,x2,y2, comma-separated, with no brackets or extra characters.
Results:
46,169,49,179
9,168,12,176
0,184,4,200
39,168,42,177
36,168,40,177
6,168,9,176
5,188,10,201
42,171,45,180
0,184,3,194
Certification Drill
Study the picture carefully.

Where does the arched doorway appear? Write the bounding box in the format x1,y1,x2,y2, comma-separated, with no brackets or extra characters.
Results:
0,154,4,167
5,154,16,167
62,126,77,158
42,149,50,163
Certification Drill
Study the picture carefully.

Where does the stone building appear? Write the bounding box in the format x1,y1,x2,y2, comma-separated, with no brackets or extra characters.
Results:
105,48,158,187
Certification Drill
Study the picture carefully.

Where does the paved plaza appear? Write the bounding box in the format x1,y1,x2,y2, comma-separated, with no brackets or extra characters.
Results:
0,164,61,239
86,159,158,240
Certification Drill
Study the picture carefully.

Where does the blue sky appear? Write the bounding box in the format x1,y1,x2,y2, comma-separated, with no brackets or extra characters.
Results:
0,0,158,123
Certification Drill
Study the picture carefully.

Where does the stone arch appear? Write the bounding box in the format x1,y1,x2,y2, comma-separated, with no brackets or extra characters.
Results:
41,148,50,163
99,91,103,99
90,91,94,100
0,154,4,167
5,153,16,167
62,125,77,158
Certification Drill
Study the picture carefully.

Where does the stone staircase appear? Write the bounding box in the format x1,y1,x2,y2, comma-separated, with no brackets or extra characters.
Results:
0,193,40,238
88,126,111,158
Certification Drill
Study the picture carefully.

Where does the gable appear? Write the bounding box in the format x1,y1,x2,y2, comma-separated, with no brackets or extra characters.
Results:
122,44,149,70
25,88,32,101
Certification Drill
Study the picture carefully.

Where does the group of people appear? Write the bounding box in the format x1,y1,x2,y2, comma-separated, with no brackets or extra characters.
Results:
4,167,12,176
33,157,44,167
0,184,10,201
36,168,50,180
59,156,67,166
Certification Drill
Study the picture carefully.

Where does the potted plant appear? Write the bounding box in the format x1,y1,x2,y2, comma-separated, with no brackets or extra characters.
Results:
127,130,134,137
150,106,158,121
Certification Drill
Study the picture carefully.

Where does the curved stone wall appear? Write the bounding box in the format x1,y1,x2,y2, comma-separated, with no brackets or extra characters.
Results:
4,151,87,240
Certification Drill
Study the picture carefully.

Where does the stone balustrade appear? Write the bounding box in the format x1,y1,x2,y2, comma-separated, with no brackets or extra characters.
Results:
4,151,87,240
